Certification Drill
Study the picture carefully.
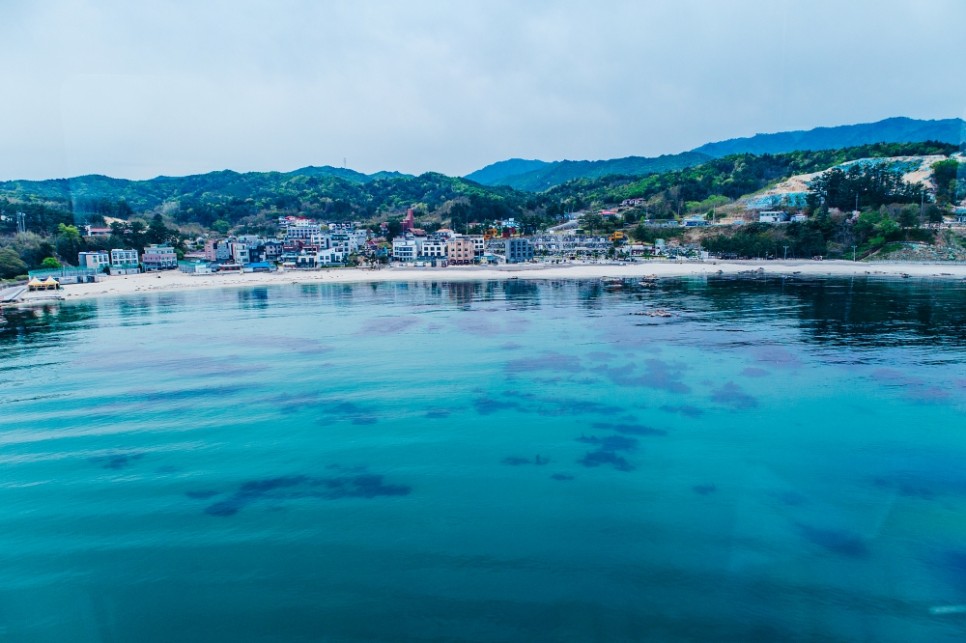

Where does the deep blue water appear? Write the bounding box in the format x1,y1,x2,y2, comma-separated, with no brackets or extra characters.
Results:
1,276,965,642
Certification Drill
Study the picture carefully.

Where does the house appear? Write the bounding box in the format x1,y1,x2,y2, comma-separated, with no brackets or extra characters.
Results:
77,251,110,271
110,248,140,275
757,211,789,224
83,225,112,238
142,244,178,271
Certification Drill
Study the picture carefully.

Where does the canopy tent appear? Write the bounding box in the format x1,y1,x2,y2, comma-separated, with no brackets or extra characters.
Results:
28,277,60,291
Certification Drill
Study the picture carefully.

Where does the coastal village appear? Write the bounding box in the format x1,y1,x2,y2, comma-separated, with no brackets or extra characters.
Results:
16,206,711,289
6,195,965,298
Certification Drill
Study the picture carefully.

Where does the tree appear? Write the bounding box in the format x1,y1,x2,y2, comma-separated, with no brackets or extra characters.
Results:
41,257,62,269
55,223,84,264
0,247,28,279
931,159,961,205
127,220,147,250
385,219,402,241
147,214,170,244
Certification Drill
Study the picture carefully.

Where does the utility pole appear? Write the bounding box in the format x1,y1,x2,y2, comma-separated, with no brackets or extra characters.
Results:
16,212,26,235
783,245,789,260
852,245,857,262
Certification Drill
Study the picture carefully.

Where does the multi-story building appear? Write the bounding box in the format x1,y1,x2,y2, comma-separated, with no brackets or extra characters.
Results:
283,219,324,243
77,251,110,271
446,237,475,265
419,239,447,260
228,242,249,265
204,239,231,262
110,248,140,275
142,244,178,271
295,248,345,268
392,237,420,262
507,238,534,263
470,235,485,258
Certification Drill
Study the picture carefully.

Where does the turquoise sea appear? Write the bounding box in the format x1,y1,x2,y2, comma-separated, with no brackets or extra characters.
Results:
1,276,965,642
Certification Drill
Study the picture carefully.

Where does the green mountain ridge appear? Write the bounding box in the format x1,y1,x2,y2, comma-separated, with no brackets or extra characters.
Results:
467,117,966,191
0,166,411,212
468,152,712,192
692,116,965,158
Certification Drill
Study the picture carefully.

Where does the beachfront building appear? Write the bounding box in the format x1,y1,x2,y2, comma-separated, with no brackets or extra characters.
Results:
110,248,140,275
204,239,231,262
142,244,178,271
506,238,534,263
470,235,485,258
446,237,475,265
228,241,250,265
419,238,447,260
295,247,345,268
392,237,420,262
77,251,110,271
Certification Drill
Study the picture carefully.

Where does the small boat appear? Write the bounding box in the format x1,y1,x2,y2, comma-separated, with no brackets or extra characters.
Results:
602,277,623,290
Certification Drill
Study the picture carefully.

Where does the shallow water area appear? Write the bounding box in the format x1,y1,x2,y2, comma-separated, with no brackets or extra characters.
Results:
1,275,965,642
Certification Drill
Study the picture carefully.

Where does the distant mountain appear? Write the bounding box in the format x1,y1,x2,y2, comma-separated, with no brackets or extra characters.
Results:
467,116,966,192
467,152,711,192
0,166,412,212
282,166,411,183
464,159,552,186
692,117,965,158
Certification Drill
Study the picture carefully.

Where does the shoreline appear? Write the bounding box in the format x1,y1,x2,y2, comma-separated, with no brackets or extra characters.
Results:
12,260,966,305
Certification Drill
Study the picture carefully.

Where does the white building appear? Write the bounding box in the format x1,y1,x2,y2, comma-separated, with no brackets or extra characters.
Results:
110,248,139,275
419,239,447,259
229,242,249,265
392,237,421,262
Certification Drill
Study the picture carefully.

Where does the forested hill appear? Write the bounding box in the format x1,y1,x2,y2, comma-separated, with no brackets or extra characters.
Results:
691,117,965,158
0,169,532,235
0,166,410,212
0,141,956,242
466,152,711,193
467,117,965,191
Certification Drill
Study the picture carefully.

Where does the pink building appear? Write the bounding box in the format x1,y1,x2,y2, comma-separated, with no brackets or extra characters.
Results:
446,237,475,265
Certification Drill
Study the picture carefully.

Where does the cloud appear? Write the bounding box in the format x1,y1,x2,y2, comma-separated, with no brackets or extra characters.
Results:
0,0,963,180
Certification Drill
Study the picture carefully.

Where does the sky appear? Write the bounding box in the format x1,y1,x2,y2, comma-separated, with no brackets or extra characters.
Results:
1,0,964,181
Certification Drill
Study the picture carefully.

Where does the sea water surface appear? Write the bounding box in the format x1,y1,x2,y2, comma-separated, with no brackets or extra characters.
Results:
1,276,965,642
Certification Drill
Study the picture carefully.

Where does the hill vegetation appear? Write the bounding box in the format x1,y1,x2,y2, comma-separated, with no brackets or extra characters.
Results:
467,117,965,191
0,134,962,277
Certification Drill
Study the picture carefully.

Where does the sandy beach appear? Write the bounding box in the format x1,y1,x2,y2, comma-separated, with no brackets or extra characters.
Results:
13,260,966,304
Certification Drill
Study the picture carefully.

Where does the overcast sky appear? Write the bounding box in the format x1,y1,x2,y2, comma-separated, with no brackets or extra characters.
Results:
1,0,963,181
